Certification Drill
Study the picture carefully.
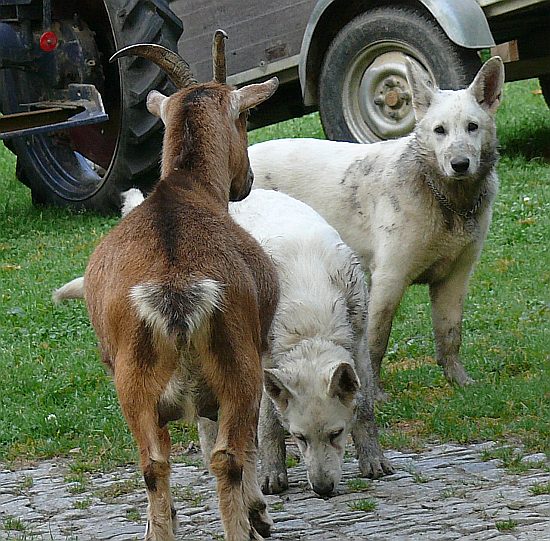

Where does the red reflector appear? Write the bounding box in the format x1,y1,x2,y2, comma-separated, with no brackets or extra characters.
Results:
40,31,58,52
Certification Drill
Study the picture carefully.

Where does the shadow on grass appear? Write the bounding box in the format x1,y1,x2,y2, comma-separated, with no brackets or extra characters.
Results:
499,124,550,162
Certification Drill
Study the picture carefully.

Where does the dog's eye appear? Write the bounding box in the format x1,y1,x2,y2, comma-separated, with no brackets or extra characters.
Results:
434,125,445,135
329,429,344,443
467,122,478,132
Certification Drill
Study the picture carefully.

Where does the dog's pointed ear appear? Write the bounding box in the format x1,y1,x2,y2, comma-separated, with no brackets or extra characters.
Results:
264,368,293,411
469,56,504,115
328,362,360,404
405,58,435,120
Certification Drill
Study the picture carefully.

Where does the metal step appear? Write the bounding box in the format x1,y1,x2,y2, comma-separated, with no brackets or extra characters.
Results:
0,83,108,140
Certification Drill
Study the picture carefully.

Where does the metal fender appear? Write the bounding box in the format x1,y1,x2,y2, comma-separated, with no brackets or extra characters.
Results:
299,0,495,105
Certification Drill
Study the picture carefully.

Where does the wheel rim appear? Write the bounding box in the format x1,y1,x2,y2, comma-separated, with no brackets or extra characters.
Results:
5,2,122,202
342,41,434,142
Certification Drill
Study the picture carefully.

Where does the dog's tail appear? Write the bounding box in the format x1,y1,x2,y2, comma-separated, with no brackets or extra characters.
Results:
129,279,224,341
52,276,85,304
120,188,145,217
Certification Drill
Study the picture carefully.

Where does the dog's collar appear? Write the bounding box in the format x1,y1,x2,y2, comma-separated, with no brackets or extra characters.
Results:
425,176,487,219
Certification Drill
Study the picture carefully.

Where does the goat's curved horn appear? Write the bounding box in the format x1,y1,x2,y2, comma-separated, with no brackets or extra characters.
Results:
110,44,197,88
212,29,228,83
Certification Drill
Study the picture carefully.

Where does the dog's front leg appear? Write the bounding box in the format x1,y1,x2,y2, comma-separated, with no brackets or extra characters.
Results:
198,417,218,472
368,270,407,400
429,249,477,386
352,389,394,478
258,392,288,494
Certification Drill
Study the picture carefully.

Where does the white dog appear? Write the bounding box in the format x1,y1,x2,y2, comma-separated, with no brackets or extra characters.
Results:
54,188,392,496
249,58,505,399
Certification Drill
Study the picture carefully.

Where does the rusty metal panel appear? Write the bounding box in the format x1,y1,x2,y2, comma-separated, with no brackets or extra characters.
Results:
170,0,316,83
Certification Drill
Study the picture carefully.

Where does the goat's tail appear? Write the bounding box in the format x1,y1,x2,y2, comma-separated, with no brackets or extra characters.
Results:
52,276,85,304
130,279,224,340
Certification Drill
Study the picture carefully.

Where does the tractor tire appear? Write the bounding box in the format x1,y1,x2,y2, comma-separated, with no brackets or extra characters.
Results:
540,75,550,109
0,0,182,213
319,6,481,143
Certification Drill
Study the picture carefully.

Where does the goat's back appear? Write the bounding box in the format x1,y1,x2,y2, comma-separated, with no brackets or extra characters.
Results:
84,182,278,368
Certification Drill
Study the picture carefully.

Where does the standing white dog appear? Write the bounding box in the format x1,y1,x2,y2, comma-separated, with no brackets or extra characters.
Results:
249,57,505,399
54,188,392,496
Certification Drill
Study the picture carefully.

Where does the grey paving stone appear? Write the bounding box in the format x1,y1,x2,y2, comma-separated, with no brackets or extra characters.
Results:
0,443,548,540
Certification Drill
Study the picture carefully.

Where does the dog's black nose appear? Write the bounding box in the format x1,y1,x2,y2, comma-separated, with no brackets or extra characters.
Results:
312,481,334,496
451,157,470,174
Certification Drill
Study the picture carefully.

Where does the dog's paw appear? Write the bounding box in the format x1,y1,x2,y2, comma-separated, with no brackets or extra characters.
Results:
358,453,395,479
374,386,390,403
442,361,474,387
260,468,288,494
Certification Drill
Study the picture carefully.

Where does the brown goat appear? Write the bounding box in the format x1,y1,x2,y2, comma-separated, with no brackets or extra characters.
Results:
83,36,279,541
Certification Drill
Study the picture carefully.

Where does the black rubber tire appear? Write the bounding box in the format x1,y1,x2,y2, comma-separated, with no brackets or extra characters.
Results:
0,0,182,213
319,6,481,143
540,75,550,108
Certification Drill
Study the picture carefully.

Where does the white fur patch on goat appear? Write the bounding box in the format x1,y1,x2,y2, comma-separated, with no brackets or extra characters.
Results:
129,279,224,339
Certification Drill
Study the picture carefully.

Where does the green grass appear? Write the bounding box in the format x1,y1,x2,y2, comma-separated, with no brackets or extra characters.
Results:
348,498,377,512
0,79,548,470
495,519,518,532
529,481,550,496
347,478,372,492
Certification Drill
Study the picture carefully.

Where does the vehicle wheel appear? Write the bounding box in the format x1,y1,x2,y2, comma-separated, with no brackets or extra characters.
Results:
540,75,550,108
0,0,182,213
319,6,481,143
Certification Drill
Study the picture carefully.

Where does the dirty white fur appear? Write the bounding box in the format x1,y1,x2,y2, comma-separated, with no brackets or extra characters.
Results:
54,188,392,495
228,189,391,494
120,188,145,217
249,58,505,398
52,276,85,304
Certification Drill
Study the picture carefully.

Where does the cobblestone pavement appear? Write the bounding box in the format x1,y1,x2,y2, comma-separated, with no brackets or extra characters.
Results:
1,442,549,540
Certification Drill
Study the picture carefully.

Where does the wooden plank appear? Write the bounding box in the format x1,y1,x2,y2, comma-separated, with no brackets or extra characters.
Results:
478,0,550,17
171,0,316,82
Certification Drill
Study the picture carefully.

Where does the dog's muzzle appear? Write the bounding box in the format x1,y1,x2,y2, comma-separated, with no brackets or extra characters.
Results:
450,157,470,176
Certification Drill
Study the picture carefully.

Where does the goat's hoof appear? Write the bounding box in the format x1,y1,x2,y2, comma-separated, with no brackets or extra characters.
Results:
249,500,273,538
249,526,266,541
260,469,288,495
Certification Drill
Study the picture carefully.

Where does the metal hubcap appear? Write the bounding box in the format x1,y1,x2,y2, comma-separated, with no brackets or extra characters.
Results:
342,42,433,142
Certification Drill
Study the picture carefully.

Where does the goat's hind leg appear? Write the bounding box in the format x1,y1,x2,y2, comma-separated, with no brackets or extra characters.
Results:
114,358,177,541
207,342,272,540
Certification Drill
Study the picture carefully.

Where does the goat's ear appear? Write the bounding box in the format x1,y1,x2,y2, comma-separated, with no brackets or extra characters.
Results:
146,90,169,121
468,56,504,115
405,58,435,121
328,362,360,405
264,368,292,411
231,77,279,117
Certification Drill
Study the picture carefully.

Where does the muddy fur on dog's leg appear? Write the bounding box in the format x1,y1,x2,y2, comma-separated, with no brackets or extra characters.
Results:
258,393,288,494
198,417,218,473
429,251,478,386
367,272,406,400
352,393,394,478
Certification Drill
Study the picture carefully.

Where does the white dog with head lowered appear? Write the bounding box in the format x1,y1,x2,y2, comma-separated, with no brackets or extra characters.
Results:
249,57,505,399
54,188,392,496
